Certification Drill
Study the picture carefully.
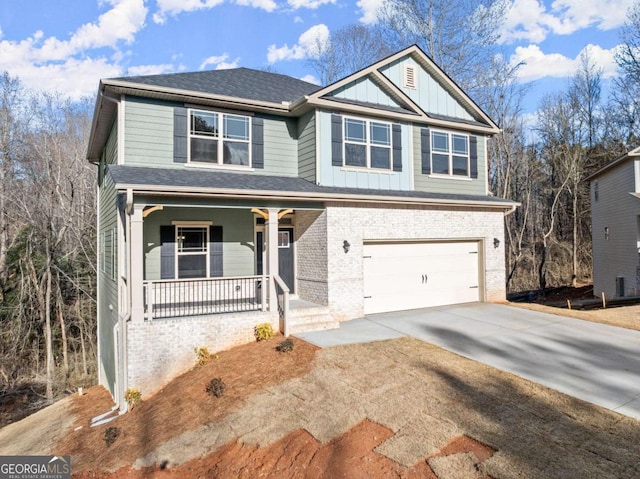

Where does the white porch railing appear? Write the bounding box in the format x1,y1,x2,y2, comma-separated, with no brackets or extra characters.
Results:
144,275,268,319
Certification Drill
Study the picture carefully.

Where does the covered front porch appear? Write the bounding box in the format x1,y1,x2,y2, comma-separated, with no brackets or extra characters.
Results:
123,196,331,335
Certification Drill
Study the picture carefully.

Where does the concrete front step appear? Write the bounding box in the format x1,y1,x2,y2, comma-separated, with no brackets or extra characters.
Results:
288,319,340,334
287,305,339,334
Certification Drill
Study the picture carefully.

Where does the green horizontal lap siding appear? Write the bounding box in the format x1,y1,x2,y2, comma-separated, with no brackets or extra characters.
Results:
124,96,174,167
412,125,487,196
260,115,298,176
105,120,118,165
143,207,255,281
123,97,298,174
98,173,119,397
379,58,475,122
298,111,316,182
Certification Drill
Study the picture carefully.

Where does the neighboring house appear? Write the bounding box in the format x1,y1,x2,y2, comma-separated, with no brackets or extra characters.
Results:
87,45,517,410
588,147,640,299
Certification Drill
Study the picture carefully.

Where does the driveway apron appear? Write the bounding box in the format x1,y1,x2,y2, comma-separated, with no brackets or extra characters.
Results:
296,303,640,420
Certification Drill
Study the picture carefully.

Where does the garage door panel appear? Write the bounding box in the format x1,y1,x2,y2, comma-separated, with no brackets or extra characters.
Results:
363,241,481,314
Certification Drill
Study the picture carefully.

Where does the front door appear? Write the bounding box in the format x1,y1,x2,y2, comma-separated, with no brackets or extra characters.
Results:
256,228,295,294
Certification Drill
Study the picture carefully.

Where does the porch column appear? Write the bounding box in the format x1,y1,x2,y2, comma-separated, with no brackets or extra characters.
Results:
266,208,280,306
130,204,145,322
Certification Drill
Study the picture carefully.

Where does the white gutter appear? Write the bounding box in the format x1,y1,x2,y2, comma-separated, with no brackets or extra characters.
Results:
115,184,519,211
103,80,291,113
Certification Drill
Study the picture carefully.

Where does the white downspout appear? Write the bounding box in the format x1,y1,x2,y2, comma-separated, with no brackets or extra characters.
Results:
119,188,134,414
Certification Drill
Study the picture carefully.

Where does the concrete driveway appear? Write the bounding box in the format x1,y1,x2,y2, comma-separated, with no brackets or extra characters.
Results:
296,303,640,420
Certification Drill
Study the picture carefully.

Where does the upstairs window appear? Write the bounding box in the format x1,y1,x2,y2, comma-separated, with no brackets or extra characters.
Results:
189,110,251,166
344,118,392,170
431,130,469,177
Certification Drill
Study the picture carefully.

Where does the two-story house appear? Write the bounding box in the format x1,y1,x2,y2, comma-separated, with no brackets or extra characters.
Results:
87,45,517,412
588,147,640,299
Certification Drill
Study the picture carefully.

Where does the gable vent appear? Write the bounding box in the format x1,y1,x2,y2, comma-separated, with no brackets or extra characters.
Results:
404,65,416,89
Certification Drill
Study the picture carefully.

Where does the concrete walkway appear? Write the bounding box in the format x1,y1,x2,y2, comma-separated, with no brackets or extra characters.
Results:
296,303,640,420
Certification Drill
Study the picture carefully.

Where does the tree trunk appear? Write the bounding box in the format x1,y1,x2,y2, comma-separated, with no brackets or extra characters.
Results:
76,297,88,376
572,191,578,287
44,245,54,400
57,285,69,376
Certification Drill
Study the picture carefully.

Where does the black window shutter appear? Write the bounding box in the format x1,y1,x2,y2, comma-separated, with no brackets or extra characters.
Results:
174,107,188,163
331,114,343,166
209,225,223,278
160,225,176,279
392,123,402,172
470,135,478,179
421,127,431,175
252,117,264,169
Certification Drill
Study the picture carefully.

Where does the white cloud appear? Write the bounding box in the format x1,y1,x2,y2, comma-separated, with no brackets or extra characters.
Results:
235,0,277,12
126,64,174,76
287,0,336,10
199,54,240,70
500,0,635,44
294,16,304,23
357,0,385,24
153,0,276,23
267,24,329,63
36,0,147,60
300,73,320,84
510,43,619,83
0,0,149,100
153,0,224,24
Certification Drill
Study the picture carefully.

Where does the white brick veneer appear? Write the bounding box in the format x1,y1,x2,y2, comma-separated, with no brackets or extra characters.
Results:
322,203,507,320
295,210,329,305
127,310,277,397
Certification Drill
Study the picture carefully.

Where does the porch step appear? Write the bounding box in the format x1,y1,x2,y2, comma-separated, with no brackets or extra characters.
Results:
287,302,339,334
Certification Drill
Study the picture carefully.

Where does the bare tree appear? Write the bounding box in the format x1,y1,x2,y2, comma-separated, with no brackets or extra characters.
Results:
306,24,393,85
1,89,95,404
378,0,508,92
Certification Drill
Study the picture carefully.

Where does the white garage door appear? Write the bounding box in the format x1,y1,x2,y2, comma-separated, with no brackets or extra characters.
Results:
363,241,481,315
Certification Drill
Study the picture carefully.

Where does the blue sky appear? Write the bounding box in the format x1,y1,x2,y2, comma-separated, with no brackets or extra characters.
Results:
0,0,633,114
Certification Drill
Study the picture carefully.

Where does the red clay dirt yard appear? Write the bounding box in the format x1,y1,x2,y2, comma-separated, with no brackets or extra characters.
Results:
2,315,640,478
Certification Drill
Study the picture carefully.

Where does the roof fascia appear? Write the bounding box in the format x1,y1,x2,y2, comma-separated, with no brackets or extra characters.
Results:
308,97,497,134
102,79,293,114
113,182,519,210
307,45,500,132
408,50,499,130
86,81,119,162
308,47,422,100
585,153,637,181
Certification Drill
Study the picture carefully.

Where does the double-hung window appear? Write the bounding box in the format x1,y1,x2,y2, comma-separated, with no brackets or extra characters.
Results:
189,109,251,166
431,130,469,177
176,226,208,279
344,118,392,170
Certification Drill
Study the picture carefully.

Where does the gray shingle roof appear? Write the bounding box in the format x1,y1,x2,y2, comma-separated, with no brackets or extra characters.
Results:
108,165,515,206
112,68,320,104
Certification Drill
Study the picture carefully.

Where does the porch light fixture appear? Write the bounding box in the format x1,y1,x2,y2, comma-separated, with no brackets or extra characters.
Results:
493,238,500,248
343,240,350,254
